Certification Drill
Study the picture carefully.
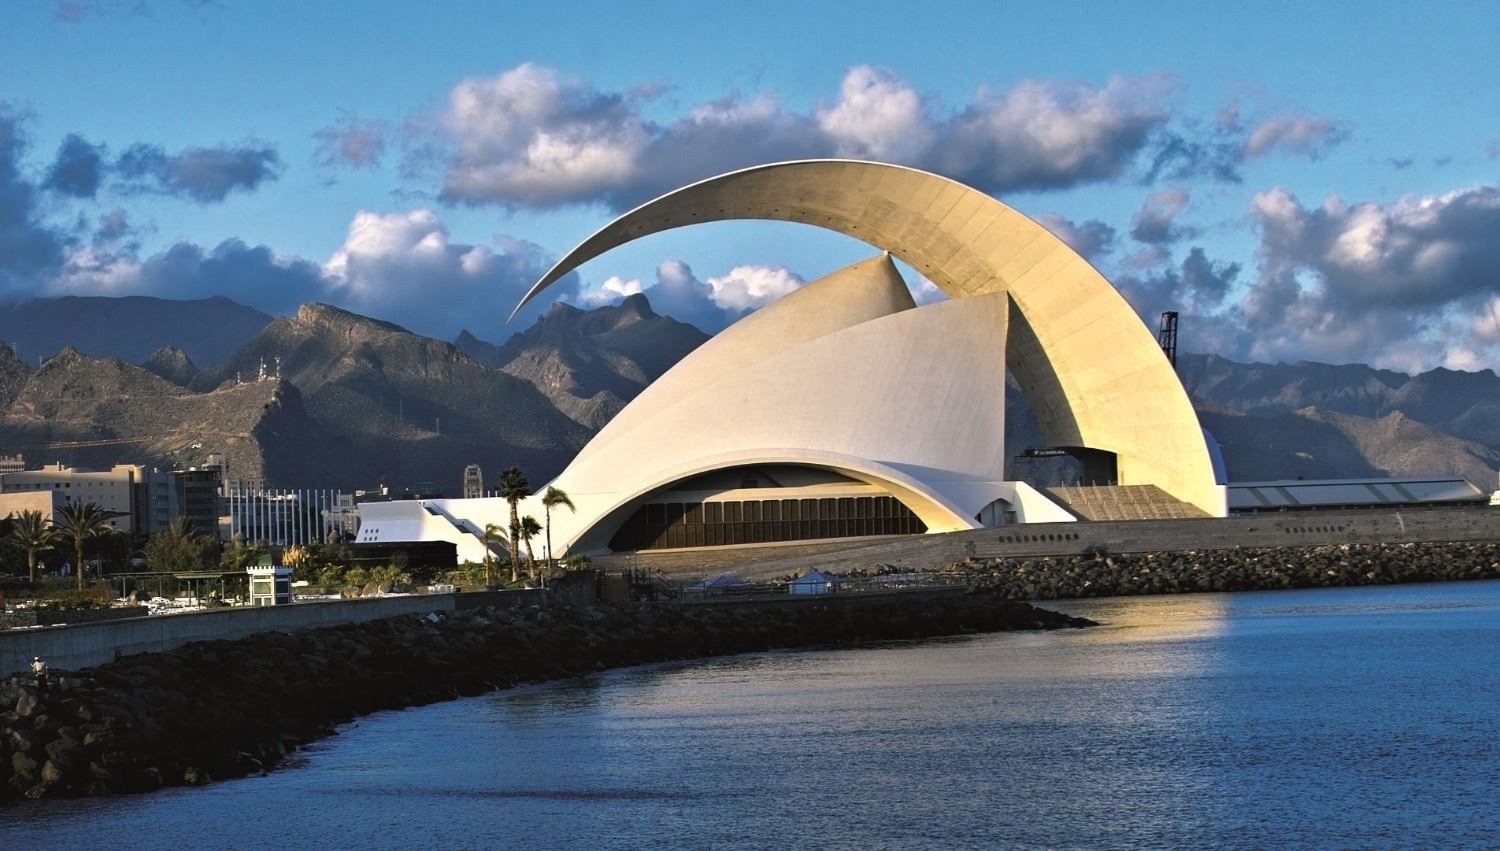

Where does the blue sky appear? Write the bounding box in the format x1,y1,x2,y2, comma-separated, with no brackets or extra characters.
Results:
2,0,1497,371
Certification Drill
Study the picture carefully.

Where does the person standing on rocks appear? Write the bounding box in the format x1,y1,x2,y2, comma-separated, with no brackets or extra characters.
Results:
31,656,48,693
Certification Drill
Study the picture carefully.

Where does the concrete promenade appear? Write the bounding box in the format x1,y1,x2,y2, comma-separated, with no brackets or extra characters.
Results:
598,506,1500,579
1,590,542,677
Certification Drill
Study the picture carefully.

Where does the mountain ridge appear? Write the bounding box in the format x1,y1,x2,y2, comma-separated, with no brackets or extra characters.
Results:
0,294,1493,493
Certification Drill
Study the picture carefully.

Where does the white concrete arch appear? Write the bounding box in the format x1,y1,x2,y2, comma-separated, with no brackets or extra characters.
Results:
515,159,1220,516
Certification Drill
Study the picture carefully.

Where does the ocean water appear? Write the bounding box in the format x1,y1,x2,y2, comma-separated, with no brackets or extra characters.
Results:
5,580,1498,849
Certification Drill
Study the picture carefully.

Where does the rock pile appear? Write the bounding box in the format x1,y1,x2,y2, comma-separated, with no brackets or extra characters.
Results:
962,541,1500,600
1,592,1089,801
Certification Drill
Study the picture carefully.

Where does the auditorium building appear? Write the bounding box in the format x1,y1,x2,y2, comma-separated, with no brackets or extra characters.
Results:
359,160,1225,563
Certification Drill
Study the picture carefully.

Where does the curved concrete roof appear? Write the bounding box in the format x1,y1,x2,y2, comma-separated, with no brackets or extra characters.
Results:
554,257,1012,550
575,252,914,463
518,159,1219,515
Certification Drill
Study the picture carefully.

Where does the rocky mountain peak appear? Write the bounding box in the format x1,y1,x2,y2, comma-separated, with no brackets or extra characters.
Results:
294,302,413,337
615,292,656,320
0,342,30,408
142,345,200,387
44,346,87,366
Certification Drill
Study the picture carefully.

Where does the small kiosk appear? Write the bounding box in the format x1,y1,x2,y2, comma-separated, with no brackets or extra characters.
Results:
247,564,295,606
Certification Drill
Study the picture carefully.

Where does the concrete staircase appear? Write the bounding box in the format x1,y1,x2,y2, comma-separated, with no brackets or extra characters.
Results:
1040,485,1210,521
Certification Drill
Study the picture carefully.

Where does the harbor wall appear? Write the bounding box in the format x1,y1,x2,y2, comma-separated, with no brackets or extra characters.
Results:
0,590,543,677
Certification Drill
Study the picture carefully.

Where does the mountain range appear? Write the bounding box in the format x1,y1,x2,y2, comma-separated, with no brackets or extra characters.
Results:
0,296,271,367
0,293,1495,493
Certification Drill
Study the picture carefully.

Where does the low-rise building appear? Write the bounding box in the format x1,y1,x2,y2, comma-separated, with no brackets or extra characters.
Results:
0,463,151,533
0,457,225,538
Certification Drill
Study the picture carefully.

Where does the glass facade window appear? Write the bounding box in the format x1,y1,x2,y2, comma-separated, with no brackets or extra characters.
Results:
608,494,928,551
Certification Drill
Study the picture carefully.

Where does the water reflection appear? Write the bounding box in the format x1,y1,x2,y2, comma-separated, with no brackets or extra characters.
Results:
4,581,1498,849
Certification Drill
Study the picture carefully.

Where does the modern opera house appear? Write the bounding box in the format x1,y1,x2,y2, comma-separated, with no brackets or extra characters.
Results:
358,160,1226,564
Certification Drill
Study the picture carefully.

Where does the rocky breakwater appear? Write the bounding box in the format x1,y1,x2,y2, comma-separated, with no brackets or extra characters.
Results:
963,541,1500,600
1,592,1090,801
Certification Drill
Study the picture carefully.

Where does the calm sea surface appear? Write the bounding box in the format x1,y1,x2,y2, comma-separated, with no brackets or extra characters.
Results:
5,581,1499,849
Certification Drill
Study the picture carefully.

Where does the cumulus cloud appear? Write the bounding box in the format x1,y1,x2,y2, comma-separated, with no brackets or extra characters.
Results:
1129,187,1195,245
439,63,650,208
1243,115,1346,158
1034,213,1117,261
115,141,282,202
1113,247,1249,358
575,274,642,308
49,238,327,316
934,75,1174,193
1119,246,1240,314
703,264,804,312
44,133,105,198
432,64,1182,210
616,94,827,210
322,208,575,337
816,65,934,162
1101,183,1500,370
1237,185,1500,368
0,107,68,296
39,202,577,339
571,260,815,332
632,260,735,332
313,116,388,170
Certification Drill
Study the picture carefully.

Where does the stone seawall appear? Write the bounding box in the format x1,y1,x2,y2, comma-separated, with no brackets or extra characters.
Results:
961,541,1500,600
0,593,1089,802
0,590,544,678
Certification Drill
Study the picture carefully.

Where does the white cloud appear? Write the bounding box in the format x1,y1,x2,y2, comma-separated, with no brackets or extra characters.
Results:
1239,184,1500,368
575,274,643,308
428,64,1181,210
935,75,1175,192
439,63,650,207
817,65,934,162
321,208,575,337
704,264,805,312
1244,115,1345,158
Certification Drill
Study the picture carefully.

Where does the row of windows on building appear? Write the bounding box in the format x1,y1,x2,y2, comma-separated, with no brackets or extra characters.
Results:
610,495,927,551
4,481,119,489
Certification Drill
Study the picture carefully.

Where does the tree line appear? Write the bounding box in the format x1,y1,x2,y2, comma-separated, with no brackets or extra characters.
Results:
3,466,589,597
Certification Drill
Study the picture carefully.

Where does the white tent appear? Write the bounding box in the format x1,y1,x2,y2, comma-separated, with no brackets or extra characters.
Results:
789,570,844,596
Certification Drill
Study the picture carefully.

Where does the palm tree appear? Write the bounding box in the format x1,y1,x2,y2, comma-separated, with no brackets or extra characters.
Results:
480,522,506,588
55,500,118,590
7,510,59,584
540,485,575,573
496,467,530,583
519,515,542,580
145,517,212,573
